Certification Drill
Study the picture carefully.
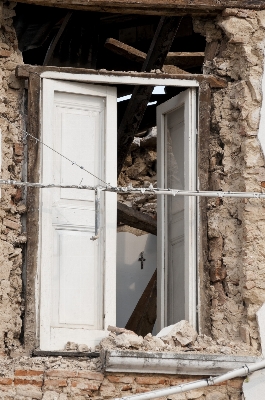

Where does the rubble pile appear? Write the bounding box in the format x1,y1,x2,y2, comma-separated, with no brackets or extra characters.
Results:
100,321,260,356
118,127,157,219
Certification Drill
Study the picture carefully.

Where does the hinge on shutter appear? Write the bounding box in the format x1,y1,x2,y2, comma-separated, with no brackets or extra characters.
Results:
91,186,101,241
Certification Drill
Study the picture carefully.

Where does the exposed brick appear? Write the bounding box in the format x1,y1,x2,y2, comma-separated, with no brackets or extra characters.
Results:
0,49,11,57
135,377,169,385
46,370,77,378
13,143,23,156
0,378,13,385
77,371,104,381
15,370,44,377
44,379,67,387
3,218,20,230
70,379,100,391
107,375,134,384
135,386,152,393
14,378,42,387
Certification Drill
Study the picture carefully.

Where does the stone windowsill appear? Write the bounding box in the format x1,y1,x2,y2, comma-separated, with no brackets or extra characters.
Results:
103,350,262,376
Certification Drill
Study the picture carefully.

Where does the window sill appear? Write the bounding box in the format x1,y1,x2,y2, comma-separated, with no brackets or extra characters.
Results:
103,350,262,376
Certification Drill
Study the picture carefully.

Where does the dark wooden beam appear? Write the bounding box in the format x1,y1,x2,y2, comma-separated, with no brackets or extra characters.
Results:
125,269,157,336
117,201,157,236
16,65,227,88
43,11,73,66
15,0,265,15
117,16,182,176
105,38,204,69
33,350,100,358
24,72,41,353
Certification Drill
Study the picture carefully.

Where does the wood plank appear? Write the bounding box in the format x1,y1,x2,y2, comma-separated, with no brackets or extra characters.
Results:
33,350,100,358
125,269,157,336
15,0,265,15
117,16,185,175
165,52,205,68
117,201,157,236
105,38,146,64
105,39,204,69
16,65,227,88
24,72,41,353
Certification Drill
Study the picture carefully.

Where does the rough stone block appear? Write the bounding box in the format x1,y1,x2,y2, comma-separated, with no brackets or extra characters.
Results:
46,370,77,378
77,371,104,381
107,375,134,384
257,302,265,356
135,377,168,385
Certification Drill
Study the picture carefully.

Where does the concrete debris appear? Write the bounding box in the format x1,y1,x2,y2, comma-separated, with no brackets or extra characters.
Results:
100,322,259,356
156,320,198,347
65,342,91,352
108,325,137,335
118,127,157,224
114,333,144,348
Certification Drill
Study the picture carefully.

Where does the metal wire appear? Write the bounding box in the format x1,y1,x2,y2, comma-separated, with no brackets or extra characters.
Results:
1,179,265,199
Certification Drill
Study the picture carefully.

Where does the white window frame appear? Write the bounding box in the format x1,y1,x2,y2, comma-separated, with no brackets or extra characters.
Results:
36,71,200,348
156,89,197,331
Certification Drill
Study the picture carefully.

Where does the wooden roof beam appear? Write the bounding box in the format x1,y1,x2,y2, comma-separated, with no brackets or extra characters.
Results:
117,202,157,235
15,0,265,15
117,16,183,175
105,38,205,70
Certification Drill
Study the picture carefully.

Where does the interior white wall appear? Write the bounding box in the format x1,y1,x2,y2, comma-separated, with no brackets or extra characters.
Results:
116,232,157,328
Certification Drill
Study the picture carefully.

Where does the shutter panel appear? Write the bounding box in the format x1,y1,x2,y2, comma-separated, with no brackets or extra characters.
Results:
157,89,197,330
39,79,117,350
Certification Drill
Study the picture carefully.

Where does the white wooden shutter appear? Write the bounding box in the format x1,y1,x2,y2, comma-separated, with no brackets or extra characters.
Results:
39,79,117,350
157,89,197,330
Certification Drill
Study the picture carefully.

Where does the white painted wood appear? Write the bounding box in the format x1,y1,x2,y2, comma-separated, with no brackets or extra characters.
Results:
116,232,157,328
39,79,117,350
243,369,265,400
105,350,261,376
40,71,199,88
157,89,197,330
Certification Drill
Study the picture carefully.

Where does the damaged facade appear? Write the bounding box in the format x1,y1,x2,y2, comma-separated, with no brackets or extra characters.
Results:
1,0,265,399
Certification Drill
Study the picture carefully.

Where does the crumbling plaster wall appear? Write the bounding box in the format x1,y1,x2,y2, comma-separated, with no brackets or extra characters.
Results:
194,9,265,351
0,0,25,355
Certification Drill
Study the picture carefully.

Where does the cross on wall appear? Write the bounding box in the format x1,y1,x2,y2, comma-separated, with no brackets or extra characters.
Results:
138,251,146,269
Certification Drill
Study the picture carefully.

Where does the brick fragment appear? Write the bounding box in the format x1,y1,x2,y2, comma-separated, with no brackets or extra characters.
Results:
44,379,67,387
70,379,100,391
135,377,169,385
77,371,104,381
14,143,23,156
0,49,11,57
135,386,152,393
107,375,134,384
14,378,42,387
3,218,20,230
15,370,44,377
0,378,13,385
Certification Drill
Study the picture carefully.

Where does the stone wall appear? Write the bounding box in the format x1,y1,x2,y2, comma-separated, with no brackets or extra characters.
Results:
0,0,25,356
0,356,244,400
194,9,265,351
